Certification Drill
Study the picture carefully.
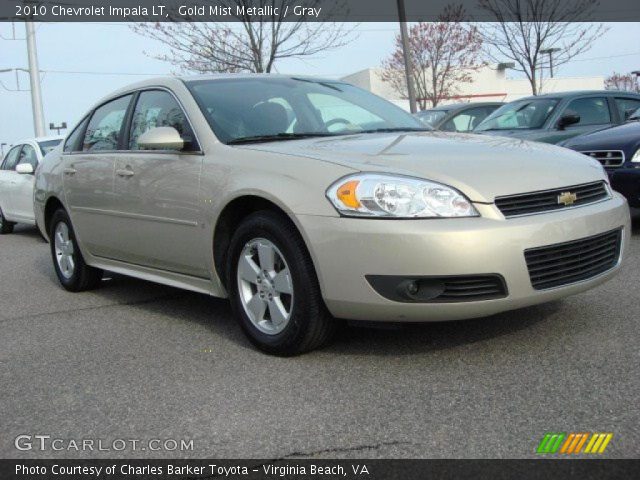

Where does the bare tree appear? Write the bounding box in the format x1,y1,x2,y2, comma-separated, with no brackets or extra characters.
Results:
605,72,640,93
381,5,483,109
477,0,606,95
132,0,353,73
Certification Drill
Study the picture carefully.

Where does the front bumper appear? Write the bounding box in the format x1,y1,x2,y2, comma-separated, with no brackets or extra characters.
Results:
297,193,630,321
608,168,640,208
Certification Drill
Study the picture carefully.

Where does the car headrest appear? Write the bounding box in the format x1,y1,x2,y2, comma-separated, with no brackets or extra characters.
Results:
247,102,289,136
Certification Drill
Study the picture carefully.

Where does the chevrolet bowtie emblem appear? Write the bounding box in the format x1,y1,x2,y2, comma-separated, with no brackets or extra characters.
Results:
557,191,578,206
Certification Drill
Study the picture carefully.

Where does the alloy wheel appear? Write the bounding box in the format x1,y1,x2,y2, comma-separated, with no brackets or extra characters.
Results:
54,222,75,279
236,238,294,335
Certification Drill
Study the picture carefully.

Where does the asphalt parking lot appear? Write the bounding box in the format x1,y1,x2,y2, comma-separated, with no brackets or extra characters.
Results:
1,213,639,459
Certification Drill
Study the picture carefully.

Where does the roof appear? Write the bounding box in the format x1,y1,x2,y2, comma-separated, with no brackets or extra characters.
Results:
13,135,65,145
92,74,347,111
420,101,504,112
517,90,640,100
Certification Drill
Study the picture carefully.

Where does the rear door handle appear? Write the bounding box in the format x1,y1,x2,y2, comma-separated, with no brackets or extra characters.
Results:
63,167,76,175
116,168,134,177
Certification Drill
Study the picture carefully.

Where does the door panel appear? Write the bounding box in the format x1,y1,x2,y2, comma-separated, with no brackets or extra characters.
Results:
63,94,133,256
0,146,23,219
10,144,38,221
108,89,205,277
111,152,205,277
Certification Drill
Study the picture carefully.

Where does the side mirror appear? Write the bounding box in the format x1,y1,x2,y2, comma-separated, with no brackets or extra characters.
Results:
137,127,184,151
557,113,581,130
15,163,34,174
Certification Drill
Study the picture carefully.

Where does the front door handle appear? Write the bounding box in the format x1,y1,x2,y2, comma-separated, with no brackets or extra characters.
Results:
116,168,134,177
63,167,77,175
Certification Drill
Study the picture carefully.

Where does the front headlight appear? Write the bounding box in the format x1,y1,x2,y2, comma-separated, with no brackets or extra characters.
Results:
632,148,640,163
326,173,479,218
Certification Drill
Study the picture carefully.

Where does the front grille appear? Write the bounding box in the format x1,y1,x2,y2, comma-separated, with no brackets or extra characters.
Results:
495,181,609,218
581,150,625,168
366,274,507,303
524,229,622,290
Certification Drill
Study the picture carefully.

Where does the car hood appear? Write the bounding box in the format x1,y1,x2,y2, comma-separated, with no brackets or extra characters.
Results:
561,121,640,151
474,129,551,142
238,131,606,203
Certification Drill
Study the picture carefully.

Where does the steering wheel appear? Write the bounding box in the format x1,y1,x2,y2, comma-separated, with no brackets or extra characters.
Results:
325,118,358,130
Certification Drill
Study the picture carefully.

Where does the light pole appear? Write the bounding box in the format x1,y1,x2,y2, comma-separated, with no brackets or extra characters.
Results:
396,0,417,113
540,48,561,78
25,22,46,137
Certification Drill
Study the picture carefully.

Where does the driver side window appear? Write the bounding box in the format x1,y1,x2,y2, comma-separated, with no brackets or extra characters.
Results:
2,146,22,170
564,97,610,126
128,90,199,151
17,144,38,169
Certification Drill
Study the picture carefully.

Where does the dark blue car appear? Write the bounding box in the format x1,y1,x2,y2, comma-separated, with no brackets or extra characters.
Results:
561,108,640,207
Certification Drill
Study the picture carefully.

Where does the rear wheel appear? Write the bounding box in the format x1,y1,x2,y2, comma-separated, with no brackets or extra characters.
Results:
0,207,15,234
50,209,103,291
227,211,337,355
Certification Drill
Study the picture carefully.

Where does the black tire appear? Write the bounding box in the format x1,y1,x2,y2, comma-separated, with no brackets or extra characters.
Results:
49,208,103,291
226,210,337,355
0,207,15,234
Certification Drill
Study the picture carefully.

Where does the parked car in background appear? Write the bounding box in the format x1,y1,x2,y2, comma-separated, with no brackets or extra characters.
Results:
35,76,629,355
0,136,63,233
414,102,503,132
560,107,640,207
474,91,640,144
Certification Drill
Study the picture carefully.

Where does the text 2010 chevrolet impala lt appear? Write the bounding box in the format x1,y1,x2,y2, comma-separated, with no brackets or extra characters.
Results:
34,76,631,355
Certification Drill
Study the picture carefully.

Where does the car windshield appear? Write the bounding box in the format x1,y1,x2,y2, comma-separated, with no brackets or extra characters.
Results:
416,110,447,126
186,77,429,144
475,98,559,131
38,139,62,156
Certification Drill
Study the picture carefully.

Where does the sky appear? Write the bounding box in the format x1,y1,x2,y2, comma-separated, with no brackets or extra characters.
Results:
1,22,639,147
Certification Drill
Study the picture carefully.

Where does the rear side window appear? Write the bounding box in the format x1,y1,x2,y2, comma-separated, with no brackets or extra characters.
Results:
64,117,89,153
128,90,198,150
2,145,22,170
564,97,611,126
614,97,640,120
18,144,38,169
83,95,133,152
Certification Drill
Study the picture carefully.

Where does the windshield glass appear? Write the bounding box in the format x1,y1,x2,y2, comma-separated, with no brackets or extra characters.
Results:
186,77,429,144
38,139,62,156
416,110,447,126
475,98,559,131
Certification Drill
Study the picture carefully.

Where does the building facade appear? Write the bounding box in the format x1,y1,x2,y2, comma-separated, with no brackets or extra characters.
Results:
341,65,605,110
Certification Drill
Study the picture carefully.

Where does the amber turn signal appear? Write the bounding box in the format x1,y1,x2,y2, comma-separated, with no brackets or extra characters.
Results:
336,180,361,208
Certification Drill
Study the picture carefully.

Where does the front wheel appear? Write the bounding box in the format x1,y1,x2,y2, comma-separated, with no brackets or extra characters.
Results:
49,209,103,291
227,211,337,355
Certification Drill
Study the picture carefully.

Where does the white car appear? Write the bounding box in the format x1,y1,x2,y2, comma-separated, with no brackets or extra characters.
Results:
0,136,63,233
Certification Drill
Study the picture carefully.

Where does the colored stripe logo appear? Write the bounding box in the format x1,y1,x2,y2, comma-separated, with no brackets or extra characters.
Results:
537,433,613,454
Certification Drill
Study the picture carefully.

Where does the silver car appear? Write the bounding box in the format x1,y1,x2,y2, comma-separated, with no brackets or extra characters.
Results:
34,76,630,355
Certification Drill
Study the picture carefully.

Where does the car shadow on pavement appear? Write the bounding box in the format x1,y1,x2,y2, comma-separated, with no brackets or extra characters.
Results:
325,301,560,356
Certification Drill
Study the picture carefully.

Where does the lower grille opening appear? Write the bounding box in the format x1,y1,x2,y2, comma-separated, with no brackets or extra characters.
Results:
366,274,508,303
524,229,622,290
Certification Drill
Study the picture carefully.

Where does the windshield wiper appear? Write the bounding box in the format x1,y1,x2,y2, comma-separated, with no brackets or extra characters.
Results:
228,132,337,145
358,127,432,134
